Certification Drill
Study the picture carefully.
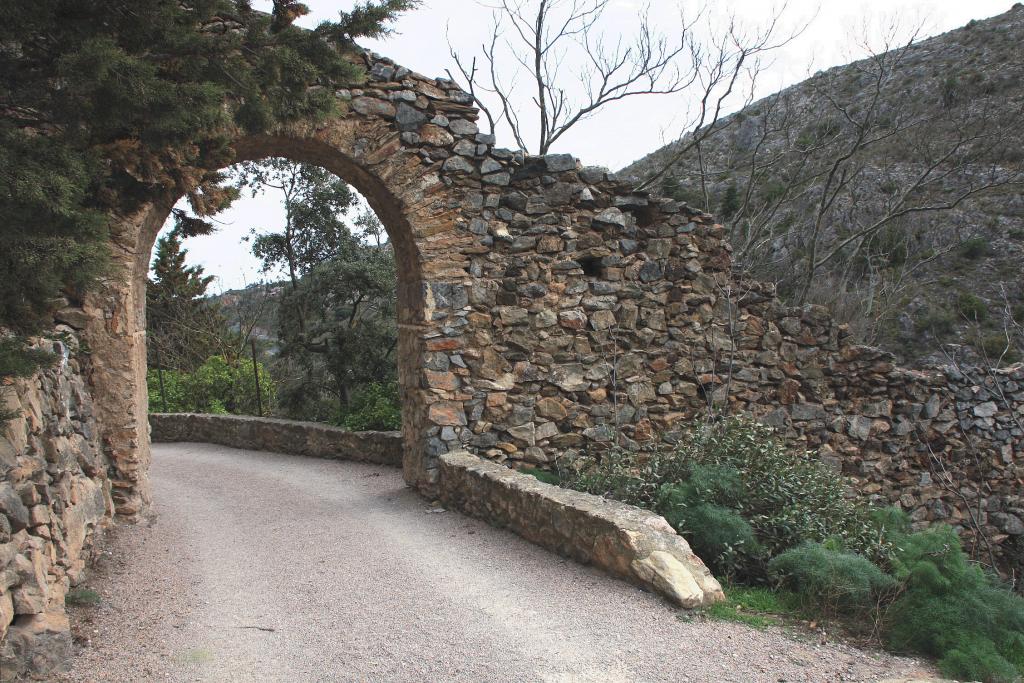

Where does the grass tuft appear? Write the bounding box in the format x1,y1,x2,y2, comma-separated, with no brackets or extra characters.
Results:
65,587,101,607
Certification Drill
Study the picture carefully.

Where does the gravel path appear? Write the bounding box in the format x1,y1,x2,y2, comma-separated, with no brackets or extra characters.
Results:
58,442,937,682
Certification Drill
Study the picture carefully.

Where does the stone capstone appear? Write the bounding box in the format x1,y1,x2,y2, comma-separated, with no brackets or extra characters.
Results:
437,451,724,608
150,414,403,467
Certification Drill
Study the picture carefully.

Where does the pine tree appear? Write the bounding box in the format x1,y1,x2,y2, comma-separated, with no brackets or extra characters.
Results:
146,229,230,372
0,1,416,376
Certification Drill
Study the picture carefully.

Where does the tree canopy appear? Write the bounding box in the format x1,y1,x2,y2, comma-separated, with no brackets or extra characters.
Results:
0,0,414,352
147,222,234,372
239,159,398,422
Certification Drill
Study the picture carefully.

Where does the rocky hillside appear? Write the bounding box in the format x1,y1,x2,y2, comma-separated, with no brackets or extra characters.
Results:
211,282,284,349
622,5,1024,367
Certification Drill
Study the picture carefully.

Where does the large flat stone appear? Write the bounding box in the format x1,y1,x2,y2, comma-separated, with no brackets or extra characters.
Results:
437,450,724,608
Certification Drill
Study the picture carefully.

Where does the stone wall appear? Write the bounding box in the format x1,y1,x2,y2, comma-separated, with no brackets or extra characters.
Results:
149,413,402,467
437,450,723,607
66,11,1020,580
82,35,1020,575
0,333,113,680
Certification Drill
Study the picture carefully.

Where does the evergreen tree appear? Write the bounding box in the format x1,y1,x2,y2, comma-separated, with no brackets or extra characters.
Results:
0,0,415,375
146,224,232,372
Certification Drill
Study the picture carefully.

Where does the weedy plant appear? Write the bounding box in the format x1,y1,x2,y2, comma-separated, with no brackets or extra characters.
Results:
563,417,1024,682
565,417,886,581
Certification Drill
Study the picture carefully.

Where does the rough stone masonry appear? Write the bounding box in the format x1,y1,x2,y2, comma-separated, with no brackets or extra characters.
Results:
1,11,1022,679
0,333,111,679
58,15,1024,581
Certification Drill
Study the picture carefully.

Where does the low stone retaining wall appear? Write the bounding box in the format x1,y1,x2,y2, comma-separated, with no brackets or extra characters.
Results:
437,450,724,607
149,414,402,468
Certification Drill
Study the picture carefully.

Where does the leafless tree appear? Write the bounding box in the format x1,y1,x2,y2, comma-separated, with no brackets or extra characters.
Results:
633,8,799,193
654,17,1023,345
447,0,797,156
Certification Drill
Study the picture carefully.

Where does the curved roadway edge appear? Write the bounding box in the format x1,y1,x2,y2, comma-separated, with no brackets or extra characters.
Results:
437,450,724,607
57,443,938,682
150,414,722,607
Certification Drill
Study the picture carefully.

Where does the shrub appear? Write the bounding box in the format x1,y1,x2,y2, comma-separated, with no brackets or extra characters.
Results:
883,525,1024,683
147,355,275,416
718,184,740,219
915,308,956,337
975,333,1020,364
65,587,101,607
567,418,884,579
672,501,761,579
340,382,401,431
957,293,989,322
656,464,762,578
959,237,990,260
768,541,896,616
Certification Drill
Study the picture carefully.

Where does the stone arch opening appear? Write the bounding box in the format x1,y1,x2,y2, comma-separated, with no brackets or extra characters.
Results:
80,49,741,526
88,127,452,518
143,140,415,438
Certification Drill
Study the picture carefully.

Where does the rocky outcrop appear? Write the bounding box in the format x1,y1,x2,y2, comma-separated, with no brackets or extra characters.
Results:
150,413,402,467
0,332,112,681
437,450,724,607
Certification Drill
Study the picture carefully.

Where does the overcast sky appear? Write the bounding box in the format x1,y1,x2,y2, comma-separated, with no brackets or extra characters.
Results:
164,0,1014,293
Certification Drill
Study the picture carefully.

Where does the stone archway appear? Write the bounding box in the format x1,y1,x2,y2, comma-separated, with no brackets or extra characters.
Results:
61,34,730,526
78,48,738,521
82,67,493,517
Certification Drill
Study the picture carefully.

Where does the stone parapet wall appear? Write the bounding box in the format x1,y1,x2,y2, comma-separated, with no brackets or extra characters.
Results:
150,413,403,468
437,450,724,607
0,333,113,680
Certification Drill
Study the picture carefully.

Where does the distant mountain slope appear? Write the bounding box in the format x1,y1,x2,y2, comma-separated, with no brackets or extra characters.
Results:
211,282,285,348
621,5,1024,366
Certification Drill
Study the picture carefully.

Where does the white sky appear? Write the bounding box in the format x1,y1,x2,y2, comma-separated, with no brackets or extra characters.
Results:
166,0,1014,292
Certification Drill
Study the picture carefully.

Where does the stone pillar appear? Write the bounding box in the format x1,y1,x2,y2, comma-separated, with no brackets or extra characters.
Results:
81,206,161,519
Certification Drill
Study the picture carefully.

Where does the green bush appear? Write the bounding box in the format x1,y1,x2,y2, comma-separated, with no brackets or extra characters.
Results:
768,541,896,616
975,333,1020,364
915,307,957,337
65,587,101,607
960,237,990,260
957,293,989,322
147,355,274,416
340,382,401,431
567,418,884,579
673,500,761,579
655,463,762,578
568,420,1024,682
884,525,1024,683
